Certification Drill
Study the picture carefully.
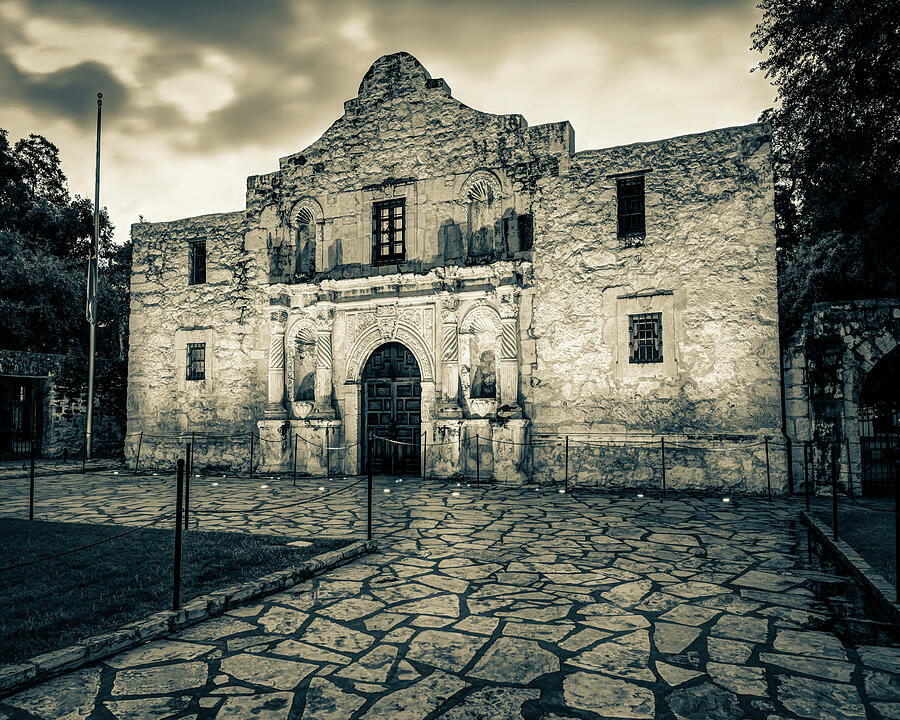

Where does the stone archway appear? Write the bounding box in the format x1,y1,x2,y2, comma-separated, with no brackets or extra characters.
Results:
361,342,422,474
856,346,899,495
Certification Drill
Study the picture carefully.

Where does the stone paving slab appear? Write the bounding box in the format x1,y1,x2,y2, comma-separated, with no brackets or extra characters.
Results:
0,470,898,719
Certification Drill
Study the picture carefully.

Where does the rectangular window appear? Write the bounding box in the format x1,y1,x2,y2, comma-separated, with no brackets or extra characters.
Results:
629,313,662,363
186,342,205,380
189,240,206,285
617,175,645,238
372,199,405,264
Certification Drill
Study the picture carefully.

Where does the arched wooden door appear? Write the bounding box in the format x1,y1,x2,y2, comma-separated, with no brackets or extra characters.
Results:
362,342,422,474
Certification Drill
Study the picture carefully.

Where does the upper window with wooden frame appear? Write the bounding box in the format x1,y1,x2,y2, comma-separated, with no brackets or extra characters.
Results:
372,199,405,264
189,239,206,285
616,175,646,239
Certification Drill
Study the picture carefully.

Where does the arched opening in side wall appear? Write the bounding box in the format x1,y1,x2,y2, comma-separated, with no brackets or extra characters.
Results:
362,342,422,474
857,345,899,496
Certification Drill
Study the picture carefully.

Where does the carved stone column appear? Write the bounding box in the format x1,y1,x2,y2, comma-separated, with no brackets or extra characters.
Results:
498,295,520,409
313,306,335,417
439,297,461,417
266,309,288,418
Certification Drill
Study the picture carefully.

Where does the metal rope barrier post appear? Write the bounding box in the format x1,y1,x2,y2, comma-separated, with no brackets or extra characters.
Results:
173,459,184,611
765,436,772,501
804,441,810,511
367,431,373,541
249,433,254,479
184,442,191,531
846,438,854,498
326,426,331,479
894,448,899,601
292,434,298,487
831,442,839,541
134,431,143,474
476,434,480,486
29,434,35,520
565,436,569,493
660,437,667,501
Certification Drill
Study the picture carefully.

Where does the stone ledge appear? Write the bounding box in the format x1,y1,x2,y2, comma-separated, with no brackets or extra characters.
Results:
799,511,899,624
0,539,377,699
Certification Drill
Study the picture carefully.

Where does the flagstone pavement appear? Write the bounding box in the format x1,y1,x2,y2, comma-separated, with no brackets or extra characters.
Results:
0,469,898,719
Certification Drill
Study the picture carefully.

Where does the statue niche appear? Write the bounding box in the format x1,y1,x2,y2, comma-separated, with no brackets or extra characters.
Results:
289,328,316,418
294,207,316,280
466,178,497,262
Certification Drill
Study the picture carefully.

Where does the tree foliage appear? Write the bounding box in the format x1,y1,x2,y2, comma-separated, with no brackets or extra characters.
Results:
753,0,900,336
0,128,129,358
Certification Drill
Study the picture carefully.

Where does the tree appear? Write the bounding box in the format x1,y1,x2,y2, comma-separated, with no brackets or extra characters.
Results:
753,0,900,336
0,128,128,357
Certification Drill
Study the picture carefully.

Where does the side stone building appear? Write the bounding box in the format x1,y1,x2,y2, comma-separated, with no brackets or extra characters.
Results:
127,52,783,491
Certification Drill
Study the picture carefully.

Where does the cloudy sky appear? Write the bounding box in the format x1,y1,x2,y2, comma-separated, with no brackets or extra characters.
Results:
0,0,775,244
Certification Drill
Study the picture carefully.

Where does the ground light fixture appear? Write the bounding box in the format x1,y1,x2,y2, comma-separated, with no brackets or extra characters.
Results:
318,486,325,491
152,472,158,476
211,482,219,487
637,493,644,498
260,484,268,489
452,491,460,496
113,471,118,475
384,488,391,493
722,497,731,503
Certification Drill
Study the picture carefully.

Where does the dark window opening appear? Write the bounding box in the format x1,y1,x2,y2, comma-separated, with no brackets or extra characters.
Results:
629,313,662,363
186,342,206,380
372,199,405,264
517,213,534,251
617,176,645,238
189,240,206,285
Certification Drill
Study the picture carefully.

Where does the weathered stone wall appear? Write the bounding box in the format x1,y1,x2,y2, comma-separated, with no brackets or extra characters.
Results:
126,52,782,491
0,350,125,458
126,210,267,469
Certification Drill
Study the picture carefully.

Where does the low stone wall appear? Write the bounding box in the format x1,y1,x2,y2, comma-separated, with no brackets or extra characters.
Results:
532,434,787,494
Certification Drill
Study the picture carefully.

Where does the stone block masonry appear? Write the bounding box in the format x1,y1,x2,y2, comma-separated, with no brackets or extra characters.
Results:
126,51,783,492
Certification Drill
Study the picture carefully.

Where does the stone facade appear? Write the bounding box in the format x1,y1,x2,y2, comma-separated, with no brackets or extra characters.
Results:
783,298,900,495
127,52,782,492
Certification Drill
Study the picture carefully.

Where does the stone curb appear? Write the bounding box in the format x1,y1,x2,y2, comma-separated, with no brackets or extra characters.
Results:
799,510,899,624
0,538,377,699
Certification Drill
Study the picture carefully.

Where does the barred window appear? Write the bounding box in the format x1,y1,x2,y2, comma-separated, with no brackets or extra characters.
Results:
372,199,405,264
186,342,205,380
189,240,206,285
617,175,645,238
629,313,662,363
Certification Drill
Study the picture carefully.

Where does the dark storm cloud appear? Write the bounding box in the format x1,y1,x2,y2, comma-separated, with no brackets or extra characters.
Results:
2,0,765,160
0,55,128,123
26,0,298,52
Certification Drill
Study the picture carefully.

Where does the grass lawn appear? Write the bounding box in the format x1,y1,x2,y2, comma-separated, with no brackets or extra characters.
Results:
0,519,353,665
812,502,897,588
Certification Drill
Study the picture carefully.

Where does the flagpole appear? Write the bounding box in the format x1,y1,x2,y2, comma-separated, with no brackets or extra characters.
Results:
85,92,102,460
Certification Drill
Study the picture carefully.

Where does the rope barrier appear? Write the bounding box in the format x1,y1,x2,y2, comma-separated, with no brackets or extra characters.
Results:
0,510,175,574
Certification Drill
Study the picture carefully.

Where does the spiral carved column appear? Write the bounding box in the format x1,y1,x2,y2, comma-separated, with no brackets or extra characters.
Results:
313,312,335,417
266,310,288,418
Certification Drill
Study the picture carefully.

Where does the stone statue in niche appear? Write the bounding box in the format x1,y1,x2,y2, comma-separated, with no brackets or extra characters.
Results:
470,349,496,398
292,333,316,408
